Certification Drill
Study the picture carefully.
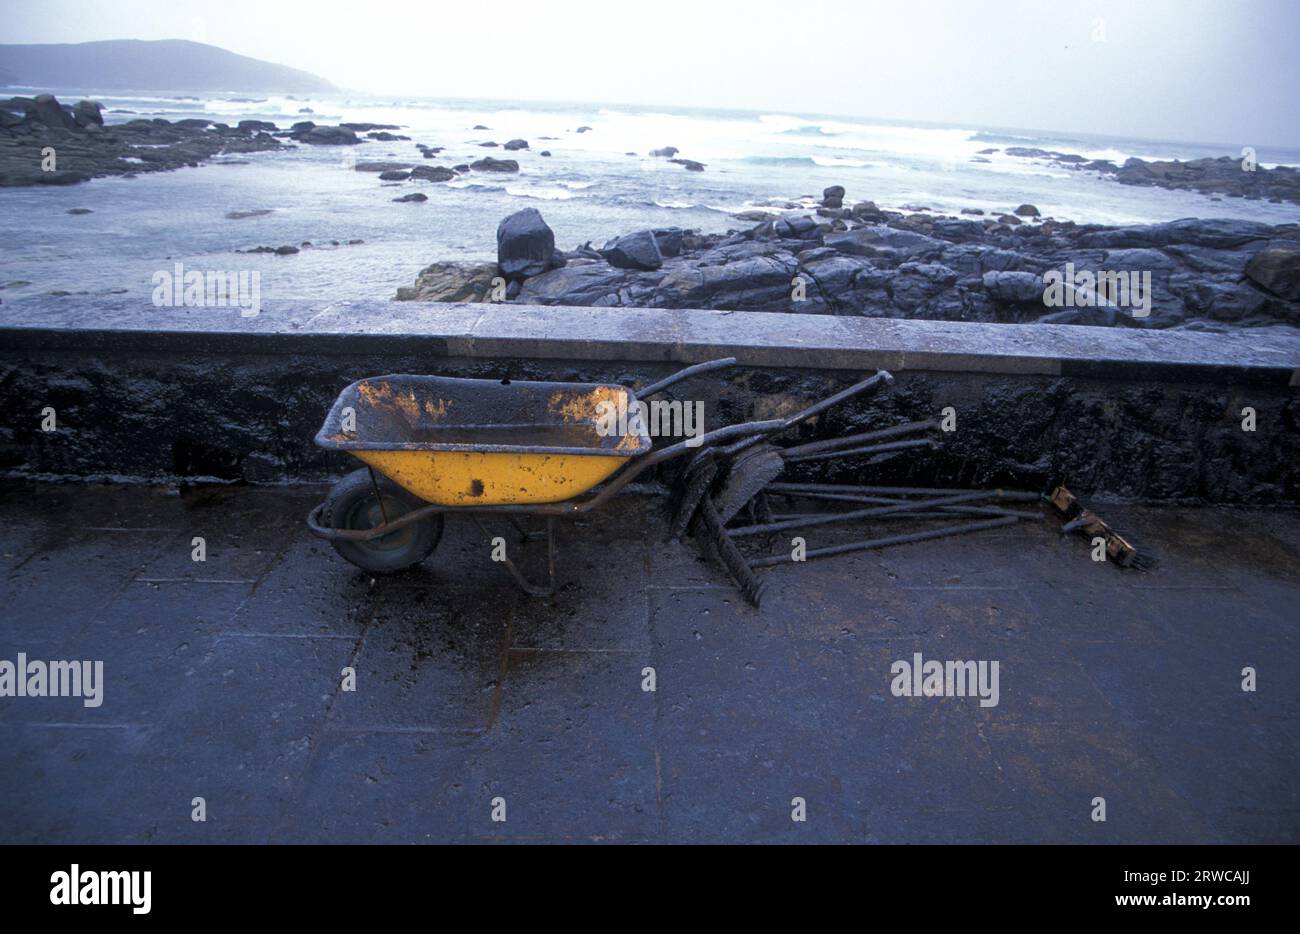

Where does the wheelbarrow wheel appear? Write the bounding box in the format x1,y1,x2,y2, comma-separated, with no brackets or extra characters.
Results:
322,469,443,574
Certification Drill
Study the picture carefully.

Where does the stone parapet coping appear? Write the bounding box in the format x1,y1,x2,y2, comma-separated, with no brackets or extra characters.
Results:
3,297,1297,386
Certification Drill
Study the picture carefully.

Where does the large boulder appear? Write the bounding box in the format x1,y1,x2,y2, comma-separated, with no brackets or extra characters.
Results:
1205,283,1269,321
396,261,500,302
72,100,104,128
930,218,987,242
518,264,648,306
982,270,1044,303
1164,244,1252,276
1244,245,1300,301
825,226,942,259
600,230,663,271
696,241,792,266
409,165,456,182
497,208,556,280
773,215,822,242
502,138,529,151
302,125,359,145
471,156,519,172
797,253,876,305
822,185,846,208
652,227,684,257
29,94,76,129
850,201,882,220
889,263,960,313
659,252,800,310
0,96,35,115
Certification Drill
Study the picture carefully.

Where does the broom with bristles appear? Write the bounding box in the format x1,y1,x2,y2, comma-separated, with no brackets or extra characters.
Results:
1048,485,1159,571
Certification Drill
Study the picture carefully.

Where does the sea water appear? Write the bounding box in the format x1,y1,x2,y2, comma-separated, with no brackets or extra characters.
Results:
2,89,1298,303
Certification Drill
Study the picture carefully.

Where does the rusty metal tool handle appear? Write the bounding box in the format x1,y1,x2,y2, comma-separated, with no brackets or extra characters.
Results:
635,357,737,399
780,419,938,458
717,369,898,458
747,516,1020,567
783,437,939,464
780,370,894,429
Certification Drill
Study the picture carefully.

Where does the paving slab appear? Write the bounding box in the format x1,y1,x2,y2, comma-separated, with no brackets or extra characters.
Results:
0,481,1296,843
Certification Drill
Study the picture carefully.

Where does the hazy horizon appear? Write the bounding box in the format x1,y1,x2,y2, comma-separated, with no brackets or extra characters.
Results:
4,0,1299,149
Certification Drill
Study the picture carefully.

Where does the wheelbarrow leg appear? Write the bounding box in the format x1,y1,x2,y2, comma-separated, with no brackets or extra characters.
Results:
508,516,547,544
473,516,556,597
366,466,390,525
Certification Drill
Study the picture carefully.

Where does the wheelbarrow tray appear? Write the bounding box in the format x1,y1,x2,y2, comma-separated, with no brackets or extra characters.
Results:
315,374,652,506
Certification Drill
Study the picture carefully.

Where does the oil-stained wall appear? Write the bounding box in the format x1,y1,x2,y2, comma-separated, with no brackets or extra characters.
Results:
2,349,1295,503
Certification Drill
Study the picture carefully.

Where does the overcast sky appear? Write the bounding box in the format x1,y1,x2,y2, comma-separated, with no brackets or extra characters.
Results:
5,0,1298,147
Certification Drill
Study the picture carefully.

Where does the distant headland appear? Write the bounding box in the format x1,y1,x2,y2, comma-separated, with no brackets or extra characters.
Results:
0,39,335,94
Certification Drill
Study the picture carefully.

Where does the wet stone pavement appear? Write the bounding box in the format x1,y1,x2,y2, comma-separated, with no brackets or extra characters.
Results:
0,481,1296,844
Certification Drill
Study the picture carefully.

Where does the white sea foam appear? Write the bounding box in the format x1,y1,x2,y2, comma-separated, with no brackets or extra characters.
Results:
504,186,573,200
446,181,505,192
811,155,870,167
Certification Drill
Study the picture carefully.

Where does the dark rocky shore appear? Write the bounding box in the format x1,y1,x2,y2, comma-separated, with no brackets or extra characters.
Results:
0,92,580,188
398,198,1300,331
0,93,293,185
6,91,1298,329
0,92,431,186
994,146,1300,206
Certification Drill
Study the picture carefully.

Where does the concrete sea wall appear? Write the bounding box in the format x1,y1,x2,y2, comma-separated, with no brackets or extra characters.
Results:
1,298,1297,503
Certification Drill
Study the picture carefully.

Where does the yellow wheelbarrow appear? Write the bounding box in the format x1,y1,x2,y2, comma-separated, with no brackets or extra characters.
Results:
306,358,893,594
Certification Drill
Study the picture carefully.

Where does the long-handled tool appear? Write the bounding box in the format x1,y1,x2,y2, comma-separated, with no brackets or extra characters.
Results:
667,370,1046,604
705,485,1042,605
670,370,899,537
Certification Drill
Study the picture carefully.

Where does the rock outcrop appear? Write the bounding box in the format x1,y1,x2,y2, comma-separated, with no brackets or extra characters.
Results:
470,156,519,173
409,165,456,182
396,201,1300,332
600,230,664,271
998,146,1300,205
287,122,359,145
396,262,501,302
1245,246,1300,301
0,93,284,186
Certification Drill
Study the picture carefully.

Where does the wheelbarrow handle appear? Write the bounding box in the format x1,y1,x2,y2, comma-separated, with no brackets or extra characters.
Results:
634,357,737,399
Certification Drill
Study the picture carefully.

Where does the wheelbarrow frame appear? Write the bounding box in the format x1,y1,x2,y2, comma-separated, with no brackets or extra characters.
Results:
305,358,893,593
